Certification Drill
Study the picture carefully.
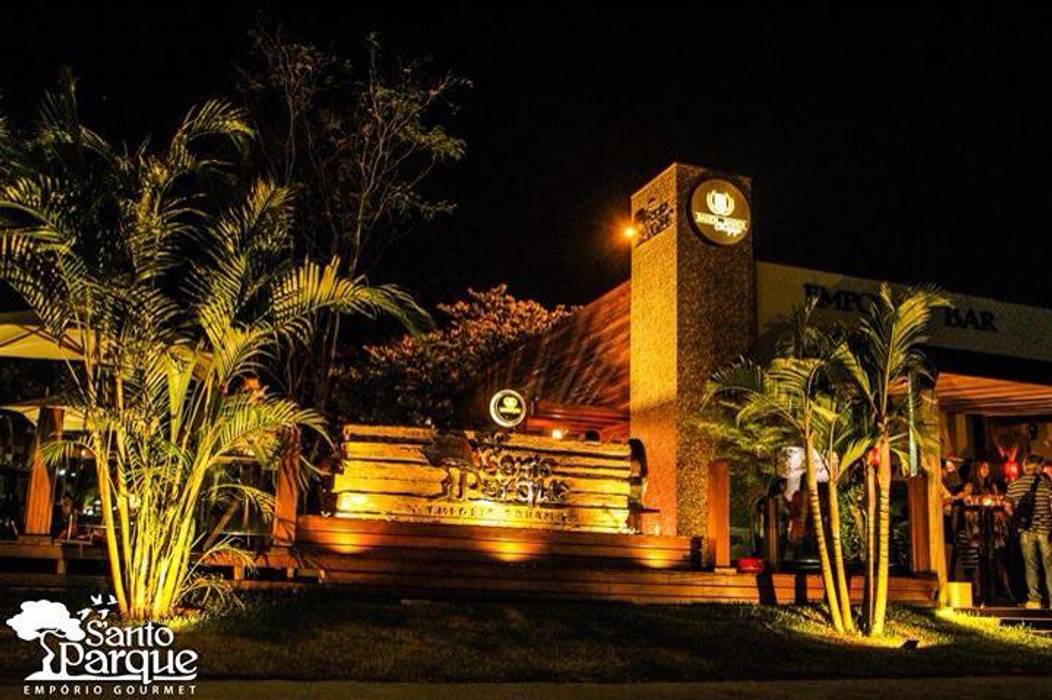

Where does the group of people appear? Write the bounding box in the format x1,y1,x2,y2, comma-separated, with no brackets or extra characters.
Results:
943,454,1052,608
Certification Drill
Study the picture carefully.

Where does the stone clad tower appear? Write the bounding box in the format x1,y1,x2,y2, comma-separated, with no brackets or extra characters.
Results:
629,163,755,563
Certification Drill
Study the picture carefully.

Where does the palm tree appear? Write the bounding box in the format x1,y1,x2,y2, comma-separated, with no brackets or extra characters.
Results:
775,303,868,631
0,74,425,620
705,357,848,632
810,392,870,633
830,283,947,636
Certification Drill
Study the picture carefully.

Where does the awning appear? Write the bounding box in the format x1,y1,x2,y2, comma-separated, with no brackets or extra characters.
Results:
0,399,85,432
936,373,1052,416
0,311,83,360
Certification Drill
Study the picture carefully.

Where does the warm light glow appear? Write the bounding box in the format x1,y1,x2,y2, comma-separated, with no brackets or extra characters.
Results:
482,539,543,562
622,225,637,239
336,492,369,511
632,548,676,569
551,428,565,440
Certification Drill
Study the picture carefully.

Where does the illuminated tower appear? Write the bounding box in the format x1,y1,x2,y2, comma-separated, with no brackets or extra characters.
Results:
629,163,755,564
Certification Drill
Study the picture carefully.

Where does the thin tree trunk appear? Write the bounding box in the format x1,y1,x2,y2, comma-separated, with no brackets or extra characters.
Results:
804,434,844,632
827,474,855,632
873,436,892,636
94,441,129,617
863,461,876,633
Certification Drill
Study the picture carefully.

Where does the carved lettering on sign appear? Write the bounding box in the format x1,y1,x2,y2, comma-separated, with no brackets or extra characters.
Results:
335,426,632,533
438,445,570,507
635,197,674,244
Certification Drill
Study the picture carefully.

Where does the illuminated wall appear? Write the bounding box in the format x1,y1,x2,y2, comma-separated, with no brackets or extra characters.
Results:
629,163,755,559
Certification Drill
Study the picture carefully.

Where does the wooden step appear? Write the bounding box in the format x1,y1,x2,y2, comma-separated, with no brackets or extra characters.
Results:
966,606,1052,618
962,606,1052,634
296,516,696,569
297,550,935,605
285,516,937,605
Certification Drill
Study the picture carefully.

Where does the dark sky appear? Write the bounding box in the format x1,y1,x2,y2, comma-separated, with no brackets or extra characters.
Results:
2,6,1051,310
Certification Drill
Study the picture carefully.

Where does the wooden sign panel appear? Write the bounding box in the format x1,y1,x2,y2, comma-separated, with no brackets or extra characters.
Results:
334,425,632,533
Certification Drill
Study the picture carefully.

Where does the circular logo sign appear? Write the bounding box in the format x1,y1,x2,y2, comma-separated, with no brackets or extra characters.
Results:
489,389,527,428
688,177,751,245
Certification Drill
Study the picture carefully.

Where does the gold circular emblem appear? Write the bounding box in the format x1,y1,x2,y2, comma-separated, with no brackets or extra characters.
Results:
688,178,751,245
489,389,527,428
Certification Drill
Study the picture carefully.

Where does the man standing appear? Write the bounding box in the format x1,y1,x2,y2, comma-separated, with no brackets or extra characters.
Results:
1006,454,1052,609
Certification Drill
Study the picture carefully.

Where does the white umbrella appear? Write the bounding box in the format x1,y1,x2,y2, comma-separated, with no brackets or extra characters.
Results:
0,312,83,360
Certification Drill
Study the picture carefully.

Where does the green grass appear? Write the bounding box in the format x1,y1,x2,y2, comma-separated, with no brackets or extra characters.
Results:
0,589,1050,682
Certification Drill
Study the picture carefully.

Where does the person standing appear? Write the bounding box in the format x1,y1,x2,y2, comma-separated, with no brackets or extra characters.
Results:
1006,454,1052,609
971,462,1012,604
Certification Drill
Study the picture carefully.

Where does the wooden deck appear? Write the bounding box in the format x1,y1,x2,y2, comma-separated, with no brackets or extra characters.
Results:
283,516,938,605
0,518,940,606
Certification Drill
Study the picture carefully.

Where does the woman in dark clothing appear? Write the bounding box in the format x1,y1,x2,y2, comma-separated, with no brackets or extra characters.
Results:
969,461,1013,605
972,461,1000,498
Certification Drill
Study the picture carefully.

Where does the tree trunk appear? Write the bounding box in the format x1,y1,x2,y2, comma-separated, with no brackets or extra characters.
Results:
804,434,844,632
872,436,892,636
863,460,876,633
827,473,855,632
95,452,129,617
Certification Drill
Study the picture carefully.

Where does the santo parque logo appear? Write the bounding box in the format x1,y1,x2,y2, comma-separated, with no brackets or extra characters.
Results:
6,594,198,692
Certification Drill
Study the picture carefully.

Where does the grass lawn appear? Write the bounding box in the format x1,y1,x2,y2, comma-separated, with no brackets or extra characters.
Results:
0,588,1050,683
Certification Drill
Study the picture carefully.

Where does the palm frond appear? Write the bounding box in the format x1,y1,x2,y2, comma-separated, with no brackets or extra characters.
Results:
269,258,431,343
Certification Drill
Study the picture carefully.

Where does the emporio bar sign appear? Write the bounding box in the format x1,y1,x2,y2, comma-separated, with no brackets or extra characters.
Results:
757,262,1052,363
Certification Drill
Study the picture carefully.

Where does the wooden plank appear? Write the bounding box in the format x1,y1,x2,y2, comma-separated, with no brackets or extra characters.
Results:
337,463,632,496
493,433,631,458
341,424,633,459
707,461,730,568
297,536,690,567
908,474,931,573
332,480,628,510
343,442,429,464
334,495,630,532
314,568,936,606
333,477,628,506
0,573,108,590
340,449,631,473
296,515,690,550
312,580,935,606
332,492,629,517
342,425,435,443
296,553,936,594
296,539,690,569
0,542,107,560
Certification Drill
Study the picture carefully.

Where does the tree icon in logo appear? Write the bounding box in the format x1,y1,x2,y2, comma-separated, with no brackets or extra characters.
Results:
6,600,85,679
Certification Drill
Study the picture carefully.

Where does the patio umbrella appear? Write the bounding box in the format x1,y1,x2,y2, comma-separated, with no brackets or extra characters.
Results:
0,311,83,360
0,399,85,433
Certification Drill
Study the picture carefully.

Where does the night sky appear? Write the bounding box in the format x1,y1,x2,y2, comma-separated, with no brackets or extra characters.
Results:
2,6,1050,311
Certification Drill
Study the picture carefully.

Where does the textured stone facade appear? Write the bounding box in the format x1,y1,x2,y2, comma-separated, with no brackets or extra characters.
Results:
630,164,755,561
